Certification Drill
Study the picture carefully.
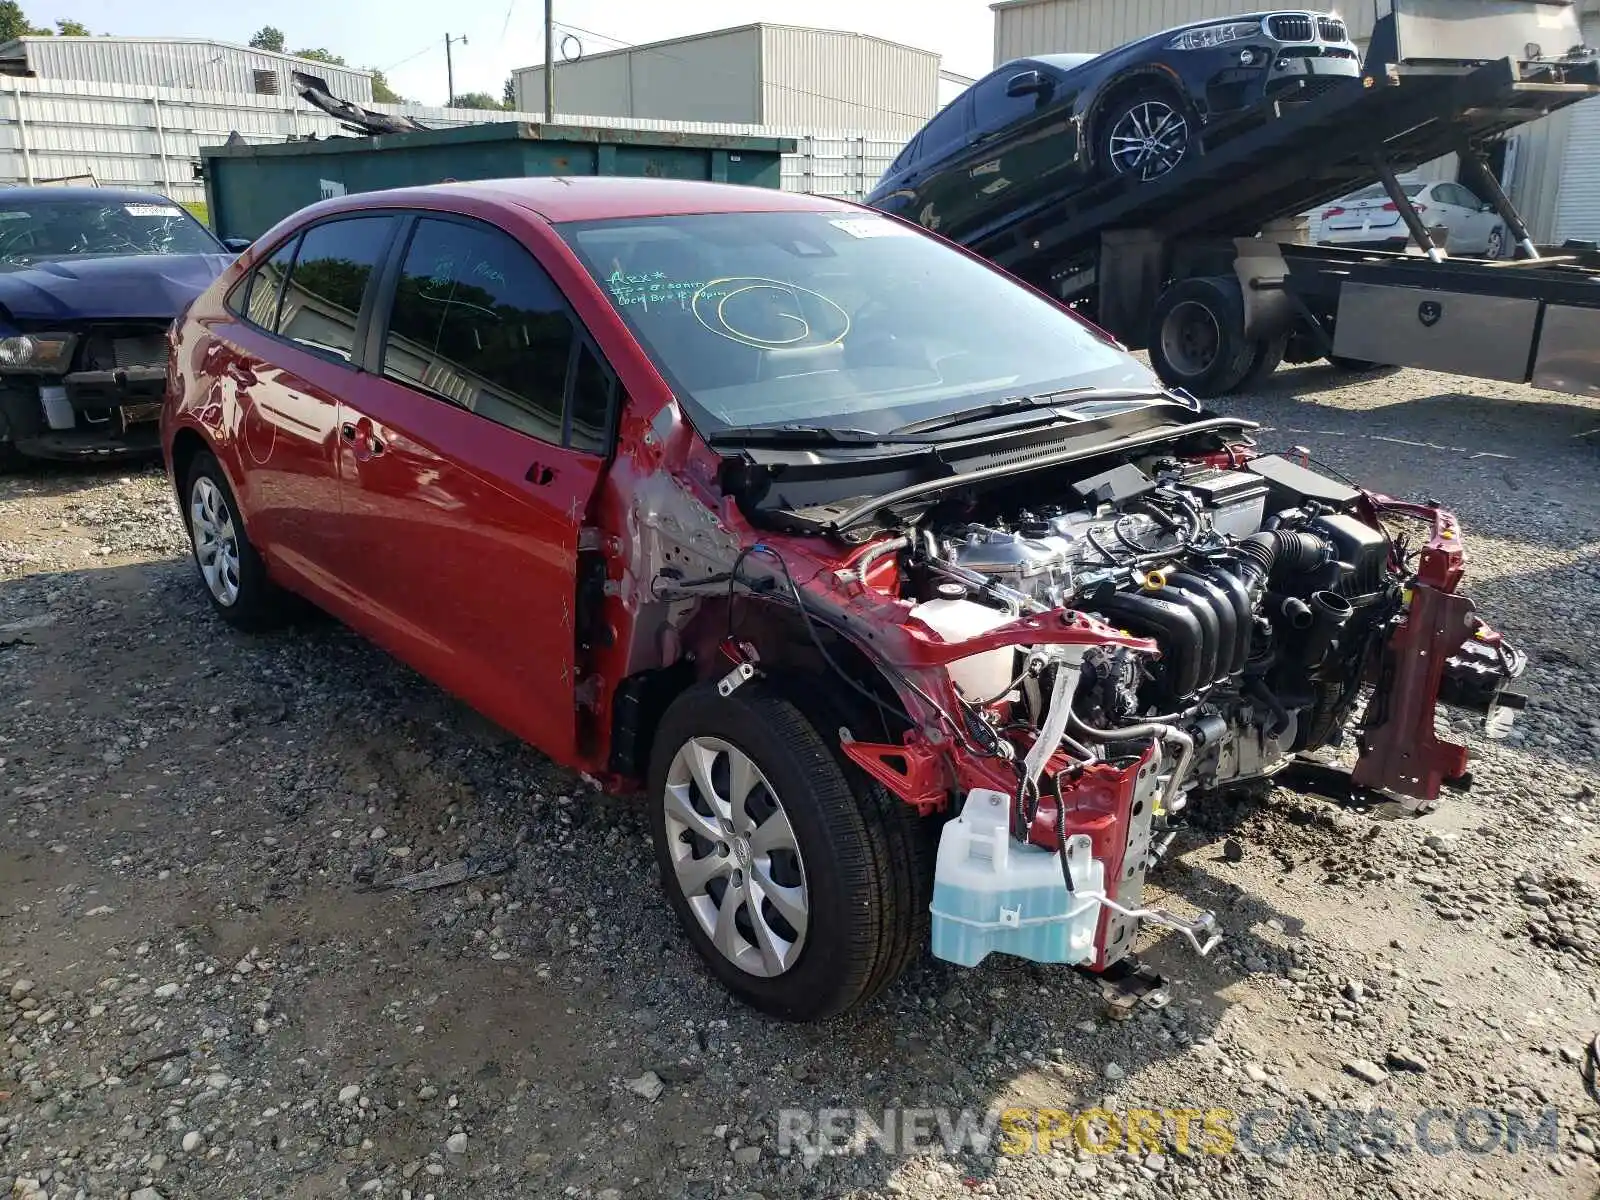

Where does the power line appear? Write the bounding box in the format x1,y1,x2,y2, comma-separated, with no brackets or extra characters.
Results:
383,42,439,72
545,19,938,126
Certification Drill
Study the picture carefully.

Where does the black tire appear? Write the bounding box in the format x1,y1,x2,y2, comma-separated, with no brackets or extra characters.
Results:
1239,334,1290,392
0,440,24,474
182,449,293,631
1098,88,1193,182
647,682,931,1022
1148,276,1257,397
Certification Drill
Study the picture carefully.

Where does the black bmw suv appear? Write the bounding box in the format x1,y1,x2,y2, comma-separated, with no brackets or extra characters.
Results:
868,11,1361,245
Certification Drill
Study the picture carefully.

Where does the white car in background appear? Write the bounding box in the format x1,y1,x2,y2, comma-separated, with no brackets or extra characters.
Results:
1317,180,1509,258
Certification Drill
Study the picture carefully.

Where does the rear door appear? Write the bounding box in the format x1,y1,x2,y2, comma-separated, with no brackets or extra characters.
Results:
337,212,613,763
1436,182,1497,253
211,215,399,595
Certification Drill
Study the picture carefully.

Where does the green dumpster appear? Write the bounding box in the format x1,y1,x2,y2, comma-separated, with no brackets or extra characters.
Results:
200,121,796,242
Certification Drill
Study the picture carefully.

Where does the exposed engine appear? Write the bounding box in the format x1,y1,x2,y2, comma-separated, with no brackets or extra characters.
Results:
908,454,1397,804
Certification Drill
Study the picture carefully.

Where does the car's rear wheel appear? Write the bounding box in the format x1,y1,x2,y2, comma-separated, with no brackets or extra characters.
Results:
1486,225,1507,260
648,683,931,1022
1148,276,1257,397
1101,90,1192,182
183,450,292,631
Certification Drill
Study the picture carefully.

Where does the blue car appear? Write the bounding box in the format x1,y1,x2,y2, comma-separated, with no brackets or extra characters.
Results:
0,187,245,466
867,11,1361,246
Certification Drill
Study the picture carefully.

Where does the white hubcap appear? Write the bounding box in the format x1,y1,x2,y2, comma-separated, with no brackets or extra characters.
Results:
663,736,809,978
189,476,241,606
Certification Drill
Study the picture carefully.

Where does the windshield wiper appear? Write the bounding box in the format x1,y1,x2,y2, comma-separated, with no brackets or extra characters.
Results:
887,386,1177,438
707,423,889,447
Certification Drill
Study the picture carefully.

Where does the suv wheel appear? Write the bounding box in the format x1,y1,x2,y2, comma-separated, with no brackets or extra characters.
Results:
1101,91,1192,182
648,683,931,1022
183,450,292,630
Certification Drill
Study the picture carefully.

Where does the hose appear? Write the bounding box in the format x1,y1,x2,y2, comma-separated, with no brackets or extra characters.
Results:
849,536,909,586
1068,712,1195,815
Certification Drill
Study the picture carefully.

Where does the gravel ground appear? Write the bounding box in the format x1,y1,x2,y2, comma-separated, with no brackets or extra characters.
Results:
1,364,1598,1200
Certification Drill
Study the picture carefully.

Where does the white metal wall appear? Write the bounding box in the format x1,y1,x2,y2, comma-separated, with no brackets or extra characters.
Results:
0,76,916,208
515,28,764,125
760,27,937,132
515,25,938,134
0,37,373,103
1552,16,1600,241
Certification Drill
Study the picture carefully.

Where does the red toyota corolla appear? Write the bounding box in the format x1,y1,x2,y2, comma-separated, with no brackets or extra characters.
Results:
164,177,1521,1021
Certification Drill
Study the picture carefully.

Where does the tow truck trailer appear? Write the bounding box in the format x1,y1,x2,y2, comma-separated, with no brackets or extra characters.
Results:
961,0,1600,399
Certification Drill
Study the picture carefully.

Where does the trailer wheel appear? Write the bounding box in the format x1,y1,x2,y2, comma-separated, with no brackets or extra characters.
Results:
1149,277,1256,397
1239,334,1289,392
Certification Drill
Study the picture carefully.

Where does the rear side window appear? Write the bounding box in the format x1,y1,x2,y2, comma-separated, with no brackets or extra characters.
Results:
917,94,974,162
228,236,299,330
381,217,575,446
276,216,397,362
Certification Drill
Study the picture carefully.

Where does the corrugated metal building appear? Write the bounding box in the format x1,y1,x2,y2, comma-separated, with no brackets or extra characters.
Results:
0,37,373,104
513,24,939,133
989,0,1600,244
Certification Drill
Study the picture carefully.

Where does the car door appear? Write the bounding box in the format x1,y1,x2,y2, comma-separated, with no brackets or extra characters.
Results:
912,70,1077,244
211,215,399,596
337,212,612,764
1445,183,1499,254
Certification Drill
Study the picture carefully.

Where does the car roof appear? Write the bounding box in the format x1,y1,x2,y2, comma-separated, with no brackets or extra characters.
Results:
314,177,860,224
0,186,188,205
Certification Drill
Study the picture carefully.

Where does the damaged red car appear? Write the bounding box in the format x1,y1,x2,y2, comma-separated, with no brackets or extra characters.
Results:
163,178,1525,1021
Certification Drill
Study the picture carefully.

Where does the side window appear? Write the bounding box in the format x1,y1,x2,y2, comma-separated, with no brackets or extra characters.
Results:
972,69,1048,133
917,94,974,162
569,343,614,455
889,132,922,174
382,217,575,446
236,236,299,331
276,216,397,362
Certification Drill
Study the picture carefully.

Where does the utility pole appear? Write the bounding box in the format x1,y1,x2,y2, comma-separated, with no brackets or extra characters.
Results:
544,1,555,121
445,33,467,107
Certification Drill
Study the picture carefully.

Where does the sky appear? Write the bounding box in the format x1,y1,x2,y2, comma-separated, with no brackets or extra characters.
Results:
25,0,999,107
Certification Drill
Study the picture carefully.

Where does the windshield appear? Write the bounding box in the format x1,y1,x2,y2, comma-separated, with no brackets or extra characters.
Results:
558,210,1156,436
0,196,220,264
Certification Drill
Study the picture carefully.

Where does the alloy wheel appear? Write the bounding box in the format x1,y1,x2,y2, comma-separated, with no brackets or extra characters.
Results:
189,476,241,606
1108,100,1190,182
662,736,810,978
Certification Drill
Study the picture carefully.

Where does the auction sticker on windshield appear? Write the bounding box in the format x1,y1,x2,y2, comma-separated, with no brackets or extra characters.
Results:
125,203,183,217
828,217,912,239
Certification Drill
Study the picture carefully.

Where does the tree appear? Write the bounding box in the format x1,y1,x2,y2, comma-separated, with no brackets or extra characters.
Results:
55,18,88,35
0,2,51,39
502,75,515,109
293,47,347,66
248,25,284,52
452,91,502,111
368,69,403,104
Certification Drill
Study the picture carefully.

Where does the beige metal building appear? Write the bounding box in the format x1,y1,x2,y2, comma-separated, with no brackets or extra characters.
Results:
513,24,940,134
989,0,1600,243
0,36,373,102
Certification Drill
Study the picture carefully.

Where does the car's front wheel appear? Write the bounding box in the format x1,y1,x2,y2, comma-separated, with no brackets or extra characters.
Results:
1100,90,1193,182
648,683,931,1022
183,450,292,631
1486,225,1507,260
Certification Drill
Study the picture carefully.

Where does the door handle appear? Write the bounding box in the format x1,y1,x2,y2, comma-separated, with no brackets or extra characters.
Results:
225,362,257,387
525,460,555,486
341,421,384,460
